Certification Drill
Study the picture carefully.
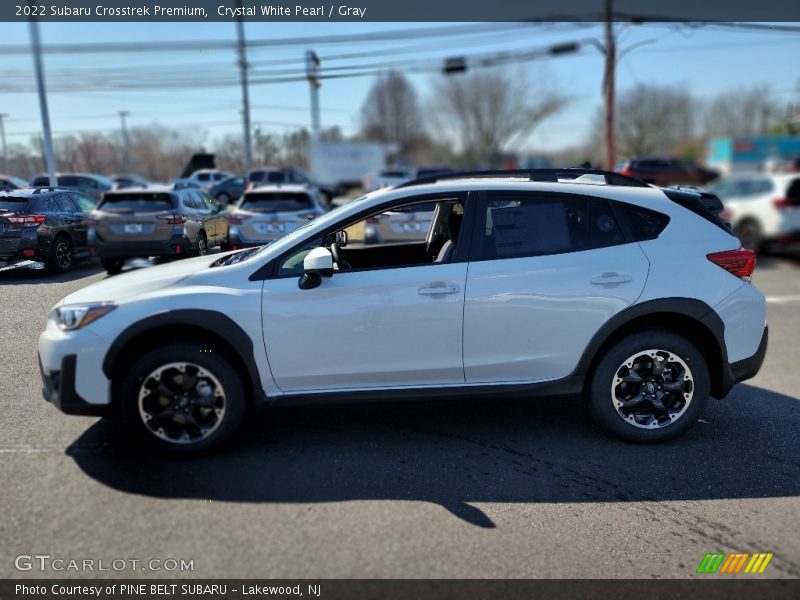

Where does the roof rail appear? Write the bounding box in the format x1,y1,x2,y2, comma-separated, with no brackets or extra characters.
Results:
395,168,650,189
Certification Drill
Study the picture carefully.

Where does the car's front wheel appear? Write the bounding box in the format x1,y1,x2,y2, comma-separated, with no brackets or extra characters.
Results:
117,344,248,454
587,330,710,443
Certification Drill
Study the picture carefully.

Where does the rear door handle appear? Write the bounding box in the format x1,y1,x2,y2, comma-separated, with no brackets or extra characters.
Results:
418,284,460,296
590,272,631,285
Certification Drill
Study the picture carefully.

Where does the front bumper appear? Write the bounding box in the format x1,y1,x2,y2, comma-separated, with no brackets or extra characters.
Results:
39,353,109,416
38,319,112,413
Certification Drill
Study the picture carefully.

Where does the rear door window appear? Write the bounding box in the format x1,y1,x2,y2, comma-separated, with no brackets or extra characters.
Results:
99,193,174,212
241,192,312,212
477,192,626,260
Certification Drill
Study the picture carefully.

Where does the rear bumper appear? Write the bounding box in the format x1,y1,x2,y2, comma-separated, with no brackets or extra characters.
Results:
228,230,277,248
92,232,191,258
39,353,109,417
730,325,768,385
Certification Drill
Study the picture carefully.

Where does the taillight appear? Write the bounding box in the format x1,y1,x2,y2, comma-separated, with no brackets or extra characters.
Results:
366,216,379,224
773,197,790,209
228,214,244,225
6,214,46,226
707,248,756,279
244,182,252,192
619,167,633,177
164,213,186,224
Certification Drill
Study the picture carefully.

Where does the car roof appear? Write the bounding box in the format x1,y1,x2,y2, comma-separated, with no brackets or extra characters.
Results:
105,184,175,194
245,184,310,194
0,186,76,197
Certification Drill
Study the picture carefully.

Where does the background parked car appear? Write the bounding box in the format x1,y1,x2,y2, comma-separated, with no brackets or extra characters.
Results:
227,185,324,249
245,167,336,208
0,175,29,191
209,176,245,205
90,186,228,274
170,169,234,191
0,187,93,272
364,201,437,244
708,172,800,250
29,173,114,202
616,157,719,186
111,174,153,190
363,168,414,191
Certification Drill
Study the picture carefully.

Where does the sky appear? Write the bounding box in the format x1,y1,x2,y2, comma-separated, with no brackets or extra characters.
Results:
1,20,799,156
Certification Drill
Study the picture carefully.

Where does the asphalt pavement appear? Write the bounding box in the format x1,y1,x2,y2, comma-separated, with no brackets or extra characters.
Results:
0,253,798,579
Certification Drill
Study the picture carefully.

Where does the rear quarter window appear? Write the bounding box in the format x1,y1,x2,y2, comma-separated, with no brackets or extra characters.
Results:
623,204,671,241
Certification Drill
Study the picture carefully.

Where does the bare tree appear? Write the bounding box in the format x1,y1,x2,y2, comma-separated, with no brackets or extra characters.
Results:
609,84,697,157
361,71,424,156
705,84,781,137
430,67,569,167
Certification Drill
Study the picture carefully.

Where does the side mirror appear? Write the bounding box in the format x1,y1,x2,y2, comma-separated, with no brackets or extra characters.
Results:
335,230,348,247
299,247,334,290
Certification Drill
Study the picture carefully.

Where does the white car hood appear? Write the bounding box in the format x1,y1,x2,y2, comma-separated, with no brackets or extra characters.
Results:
59,254,223,305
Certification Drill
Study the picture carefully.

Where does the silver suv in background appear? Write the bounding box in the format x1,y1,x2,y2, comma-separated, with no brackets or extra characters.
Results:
708,172,800,250
364,201,437,244
226,185,324,249
89,186,228,274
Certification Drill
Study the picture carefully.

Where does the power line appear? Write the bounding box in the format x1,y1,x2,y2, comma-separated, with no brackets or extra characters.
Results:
0,22,559,56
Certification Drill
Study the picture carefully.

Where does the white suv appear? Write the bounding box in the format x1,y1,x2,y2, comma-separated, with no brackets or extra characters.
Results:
708,172,800,250
38,169,768,453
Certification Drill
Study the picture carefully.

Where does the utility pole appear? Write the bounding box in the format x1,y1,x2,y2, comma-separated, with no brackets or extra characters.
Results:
0,114,8,175
118,110,130,173
29,18,57,187
235,2,253,173
306,50,321,139
603,0,617,171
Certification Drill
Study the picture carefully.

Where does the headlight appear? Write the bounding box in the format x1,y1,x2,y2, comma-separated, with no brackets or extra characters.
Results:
50,303,116,331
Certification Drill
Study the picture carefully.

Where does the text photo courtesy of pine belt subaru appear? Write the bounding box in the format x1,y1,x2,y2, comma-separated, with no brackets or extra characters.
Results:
226,185,325,249
90,186,229,274
38,169,768,454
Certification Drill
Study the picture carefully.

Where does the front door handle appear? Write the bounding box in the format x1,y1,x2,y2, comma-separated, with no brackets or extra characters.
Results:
418,284,460,296
590,272,632,285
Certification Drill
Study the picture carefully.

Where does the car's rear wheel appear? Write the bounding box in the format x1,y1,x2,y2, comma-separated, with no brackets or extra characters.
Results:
46,235,73,273
101,257,123,275
216,192,230,204
587,330,710,443
192,233,208,257
117,344,248,454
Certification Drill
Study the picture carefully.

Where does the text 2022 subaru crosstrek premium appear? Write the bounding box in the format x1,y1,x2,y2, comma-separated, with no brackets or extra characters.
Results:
38,170,768,454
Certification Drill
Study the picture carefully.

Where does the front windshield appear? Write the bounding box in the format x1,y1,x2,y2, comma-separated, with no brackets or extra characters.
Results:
255,194,371,257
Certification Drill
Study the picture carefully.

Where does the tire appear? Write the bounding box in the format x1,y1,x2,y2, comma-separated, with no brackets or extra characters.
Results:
46,234,73,273
216,192,230,204
116,343,248,454
191,232,208,257
101,257,123,275
735,220,762,252
587,330,710,443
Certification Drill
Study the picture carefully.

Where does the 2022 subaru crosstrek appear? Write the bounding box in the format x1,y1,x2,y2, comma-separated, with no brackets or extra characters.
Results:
38,169,768,453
